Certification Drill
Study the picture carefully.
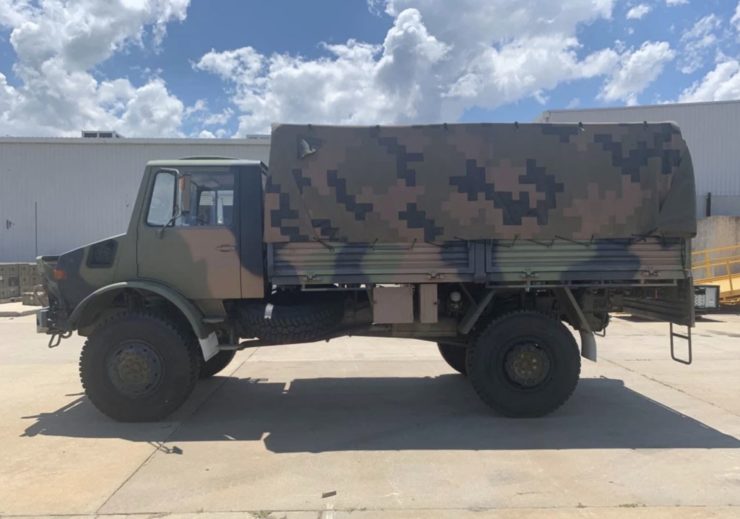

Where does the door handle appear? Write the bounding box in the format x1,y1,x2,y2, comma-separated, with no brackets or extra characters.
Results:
216,244,236,253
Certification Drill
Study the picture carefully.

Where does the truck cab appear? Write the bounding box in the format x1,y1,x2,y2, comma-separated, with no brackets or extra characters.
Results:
38,159,266,335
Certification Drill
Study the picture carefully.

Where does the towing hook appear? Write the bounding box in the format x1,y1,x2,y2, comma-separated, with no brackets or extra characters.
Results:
48,331,72,349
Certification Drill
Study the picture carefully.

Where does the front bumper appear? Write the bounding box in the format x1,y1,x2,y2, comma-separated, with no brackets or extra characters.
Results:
36,307,50,334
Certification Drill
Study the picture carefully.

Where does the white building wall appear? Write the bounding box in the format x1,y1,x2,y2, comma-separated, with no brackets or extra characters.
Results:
0,137,270,261
539,100,740,217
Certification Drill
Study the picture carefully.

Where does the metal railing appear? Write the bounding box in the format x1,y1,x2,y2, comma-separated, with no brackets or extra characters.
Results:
692,244,740,305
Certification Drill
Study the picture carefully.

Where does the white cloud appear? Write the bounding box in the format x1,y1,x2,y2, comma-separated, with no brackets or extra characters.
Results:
0,0,687,136
198,1,623,134
196,47,264,83
0,0,189,136
0,72,19,133
203,108,234,127
384,0,614,44
733,2,740,32
599,41,675,105
626,4,651,20
678,14,722,74
679,59,740,102
682,14,721,41
117,79,184,136
446,38,619,106
666,0,688,5
184,98,207,118
196,8,458,134
195,127,228,139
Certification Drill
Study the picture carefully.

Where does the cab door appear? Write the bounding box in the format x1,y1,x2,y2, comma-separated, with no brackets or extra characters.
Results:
137,167,242,300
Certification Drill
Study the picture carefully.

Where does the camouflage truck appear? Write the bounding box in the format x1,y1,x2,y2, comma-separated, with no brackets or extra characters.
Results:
36,122,697,422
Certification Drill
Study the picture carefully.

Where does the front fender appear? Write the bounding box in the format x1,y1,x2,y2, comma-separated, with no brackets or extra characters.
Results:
69,280,211,339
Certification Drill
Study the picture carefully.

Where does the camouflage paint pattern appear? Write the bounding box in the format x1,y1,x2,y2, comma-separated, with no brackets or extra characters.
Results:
265,123,696,243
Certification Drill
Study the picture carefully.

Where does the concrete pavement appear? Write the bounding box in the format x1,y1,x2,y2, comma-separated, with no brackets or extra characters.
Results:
0,302,39,318
1,310,739,518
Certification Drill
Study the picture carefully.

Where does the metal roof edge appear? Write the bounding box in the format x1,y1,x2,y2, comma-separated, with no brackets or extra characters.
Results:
0,137,271,145
541,99,740,117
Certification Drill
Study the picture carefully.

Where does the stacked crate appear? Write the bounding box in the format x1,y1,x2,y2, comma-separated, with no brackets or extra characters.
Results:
0,263,42,303
19,263,41,291
0,263,21,300
20,263,43,306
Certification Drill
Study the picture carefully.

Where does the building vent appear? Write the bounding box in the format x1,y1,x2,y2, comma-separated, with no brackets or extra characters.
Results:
81,130,124,139
245,134,271,141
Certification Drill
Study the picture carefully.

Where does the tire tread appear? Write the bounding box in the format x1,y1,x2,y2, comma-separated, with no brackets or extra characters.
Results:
466,310,581,417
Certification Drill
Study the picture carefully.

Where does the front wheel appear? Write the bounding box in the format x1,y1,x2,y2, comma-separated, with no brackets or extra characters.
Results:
466,311,581,418
80,312,201,422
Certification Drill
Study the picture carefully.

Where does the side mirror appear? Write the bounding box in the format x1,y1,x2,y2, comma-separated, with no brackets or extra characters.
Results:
179,174,192,214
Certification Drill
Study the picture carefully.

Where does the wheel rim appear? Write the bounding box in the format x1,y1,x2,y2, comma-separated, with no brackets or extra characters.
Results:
106,341,163,397
502,341,552,389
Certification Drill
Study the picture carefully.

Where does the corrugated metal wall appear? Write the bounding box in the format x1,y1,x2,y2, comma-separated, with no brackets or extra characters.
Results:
0,138,270,261
540,101,740,217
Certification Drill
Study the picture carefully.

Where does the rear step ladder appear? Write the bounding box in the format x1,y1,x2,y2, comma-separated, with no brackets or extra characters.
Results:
669,323,692,365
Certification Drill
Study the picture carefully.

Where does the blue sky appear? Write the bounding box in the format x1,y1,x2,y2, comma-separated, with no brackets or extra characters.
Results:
1,0,739,137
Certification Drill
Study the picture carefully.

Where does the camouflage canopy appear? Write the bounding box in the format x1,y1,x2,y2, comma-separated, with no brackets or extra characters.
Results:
264,123,696,243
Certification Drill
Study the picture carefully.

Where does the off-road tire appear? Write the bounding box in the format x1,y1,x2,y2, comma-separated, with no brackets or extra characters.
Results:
466,311,580,418
199,349,237,379
79,311,201,422
437,342,468,375
239,296,345,344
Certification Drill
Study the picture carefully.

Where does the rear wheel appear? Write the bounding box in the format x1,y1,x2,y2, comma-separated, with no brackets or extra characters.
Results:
466,311,580,417
437,342,468,375
199,349,237,379
80,312,201,422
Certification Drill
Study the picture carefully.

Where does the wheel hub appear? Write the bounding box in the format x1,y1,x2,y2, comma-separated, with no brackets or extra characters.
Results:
107,341,163,397
504,342,550,388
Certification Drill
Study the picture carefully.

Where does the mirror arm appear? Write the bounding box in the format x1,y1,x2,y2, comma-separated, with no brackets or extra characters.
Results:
158,207,181,238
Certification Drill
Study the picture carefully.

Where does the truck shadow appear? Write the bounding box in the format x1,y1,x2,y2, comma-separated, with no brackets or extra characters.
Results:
21,376,740,452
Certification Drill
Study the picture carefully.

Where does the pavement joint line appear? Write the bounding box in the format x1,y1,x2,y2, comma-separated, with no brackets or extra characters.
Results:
92,348,260,516
603,357,740,419
4,504,740,517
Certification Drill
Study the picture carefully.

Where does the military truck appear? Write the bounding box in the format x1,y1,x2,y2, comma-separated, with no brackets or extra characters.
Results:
36,123,697,422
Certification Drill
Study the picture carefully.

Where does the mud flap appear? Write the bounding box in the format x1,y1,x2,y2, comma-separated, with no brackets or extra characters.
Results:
199,332,220,361
580,330,597,362
559,288,598,362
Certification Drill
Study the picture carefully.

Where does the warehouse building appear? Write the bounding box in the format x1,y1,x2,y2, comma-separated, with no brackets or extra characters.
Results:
539,100,740,219
0,135,270,262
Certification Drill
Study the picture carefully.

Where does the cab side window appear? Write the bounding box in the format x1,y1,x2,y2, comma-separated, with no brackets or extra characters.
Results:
146,169,234,228
182,172,234,227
